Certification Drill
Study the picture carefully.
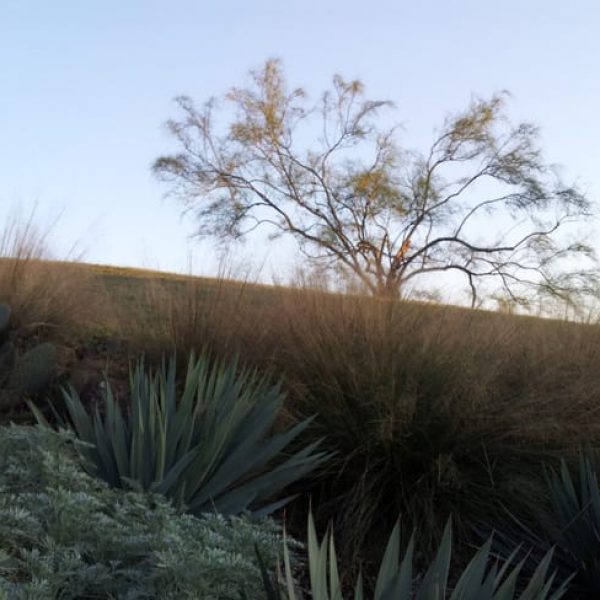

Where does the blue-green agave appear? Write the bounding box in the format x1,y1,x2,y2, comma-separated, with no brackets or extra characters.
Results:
31,353,327,517
544,453,600,595
258,511,571,599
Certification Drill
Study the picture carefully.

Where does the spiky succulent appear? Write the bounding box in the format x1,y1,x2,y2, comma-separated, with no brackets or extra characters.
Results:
31,353,327,517
258,511,571,600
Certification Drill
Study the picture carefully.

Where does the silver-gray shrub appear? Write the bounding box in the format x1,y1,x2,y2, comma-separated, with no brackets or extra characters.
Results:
0,425,287,599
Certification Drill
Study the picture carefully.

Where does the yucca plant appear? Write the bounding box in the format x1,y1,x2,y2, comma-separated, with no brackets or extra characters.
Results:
257,511,571,600
30,353,327,517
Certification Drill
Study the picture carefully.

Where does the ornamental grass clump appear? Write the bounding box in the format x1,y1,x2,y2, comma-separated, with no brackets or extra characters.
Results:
31,352,327,517
0,209,101,335
0,425,286,599
263,287,600,574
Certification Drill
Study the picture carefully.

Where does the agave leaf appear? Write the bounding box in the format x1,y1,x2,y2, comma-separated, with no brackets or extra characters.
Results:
192,399,284,488
188,418,317,507
557,459,579,515
250,496,297,520
308,511,324,597
168,384,199,462
188,440,326,515
210,486,260,517
178,431,237,506
315,529,330,600
354,572,364,600
150,448,199,496
181,394,258,496
329,531,343,600
129,376,144,482
62,386,95,444
161,357,186,468
254,544,282,600
448,536,492,600
415,518,452,600
142,373,162,487
103,383,129,480
239,449,327,512
396,534,415,599
48,397,68,428
154,406,167,482
585,456,600,530
283,528,299,600
493,545,522,587
545,456,599,579
547,570,574,600
232,380,284,440
27,400,52,428
493,554,526,600
477,567,497,599
92,404,119,486
518,548,554,600
373,520,401,598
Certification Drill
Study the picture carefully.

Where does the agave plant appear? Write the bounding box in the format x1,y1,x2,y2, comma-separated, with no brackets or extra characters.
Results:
544,453,600,595
30,353,327,517
257,511,571,600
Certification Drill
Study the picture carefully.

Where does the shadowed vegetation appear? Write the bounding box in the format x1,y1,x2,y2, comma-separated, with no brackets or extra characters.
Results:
109,267,600,582
3,220,600,593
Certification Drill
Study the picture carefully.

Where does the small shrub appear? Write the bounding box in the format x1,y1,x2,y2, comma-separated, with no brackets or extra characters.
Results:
0,425,286,599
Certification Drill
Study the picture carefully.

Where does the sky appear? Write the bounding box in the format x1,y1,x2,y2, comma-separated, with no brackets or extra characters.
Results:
1,0,599,285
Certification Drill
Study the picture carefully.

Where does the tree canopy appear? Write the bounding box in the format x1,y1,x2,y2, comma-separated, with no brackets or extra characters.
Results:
154,59,598,309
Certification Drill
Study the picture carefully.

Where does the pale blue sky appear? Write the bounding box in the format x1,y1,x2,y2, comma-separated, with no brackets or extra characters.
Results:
1,0,599,282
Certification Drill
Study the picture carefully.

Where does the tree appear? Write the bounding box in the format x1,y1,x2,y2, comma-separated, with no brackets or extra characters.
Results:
153,59,598,307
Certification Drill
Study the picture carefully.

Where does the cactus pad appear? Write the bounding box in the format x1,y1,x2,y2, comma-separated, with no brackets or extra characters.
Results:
9,342,57,396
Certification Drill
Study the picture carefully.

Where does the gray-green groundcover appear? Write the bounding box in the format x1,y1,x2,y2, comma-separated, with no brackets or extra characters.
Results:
0,425,283,599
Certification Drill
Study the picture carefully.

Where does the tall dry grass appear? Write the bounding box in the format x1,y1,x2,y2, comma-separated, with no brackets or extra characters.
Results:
267,290,600,565
118,271,272,363
0,213,104,337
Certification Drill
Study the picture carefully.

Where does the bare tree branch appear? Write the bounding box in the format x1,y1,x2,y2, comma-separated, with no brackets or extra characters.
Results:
153,59,598,309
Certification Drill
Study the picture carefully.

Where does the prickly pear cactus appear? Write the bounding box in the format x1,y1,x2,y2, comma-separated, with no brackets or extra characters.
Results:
0,303,58,412
9,342,57,396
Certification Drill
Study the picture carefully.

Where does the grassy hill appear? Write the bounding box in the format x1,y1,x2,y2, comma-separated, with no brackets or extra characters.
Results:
3,255,600,591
